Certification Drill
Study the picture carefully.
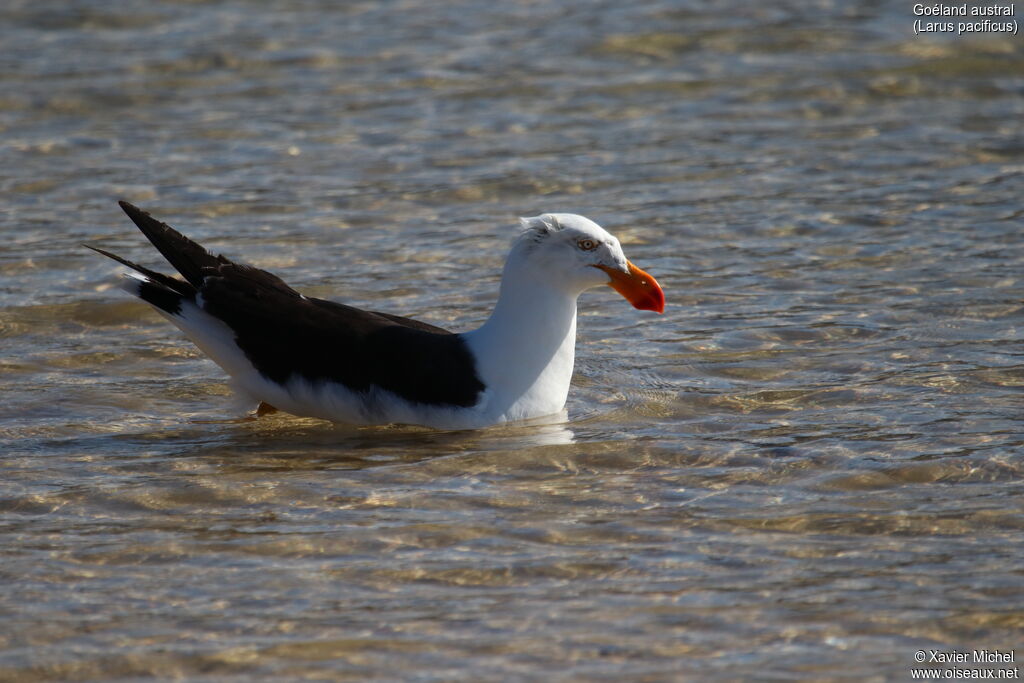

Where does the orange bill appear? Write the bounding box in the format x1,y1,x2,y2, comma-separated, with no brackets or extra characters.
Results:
595,261,665,313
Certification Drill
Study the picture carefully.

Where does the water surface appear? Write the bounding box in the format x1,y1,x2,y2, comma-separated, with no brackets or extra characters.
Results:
1,1,1022,680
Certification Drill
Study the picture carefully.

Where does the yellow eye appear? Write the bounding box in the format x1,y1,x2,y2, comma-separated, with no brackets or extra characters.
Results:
577,238,597,251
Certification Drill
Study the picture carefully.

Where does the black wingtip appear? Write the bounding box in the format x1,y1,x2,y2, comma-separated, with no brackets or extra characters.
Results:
118,200,145,220
114,199,222,288
84,241,151,275
119,200,164,231
83,243,122,262
86,235,198,299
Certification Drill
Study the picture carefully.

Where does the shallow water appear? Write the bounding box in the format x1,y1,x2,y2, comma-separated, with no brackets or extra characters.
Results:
2,1,1023,680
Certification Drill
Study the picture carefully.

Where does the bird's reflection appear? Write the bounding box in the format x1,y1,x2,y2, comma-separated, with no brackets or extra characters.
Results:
168,409,576,473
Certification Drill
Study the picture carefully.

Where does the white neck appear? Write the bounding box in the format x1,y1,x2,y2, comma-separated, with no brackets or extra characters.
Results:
463,261,579,423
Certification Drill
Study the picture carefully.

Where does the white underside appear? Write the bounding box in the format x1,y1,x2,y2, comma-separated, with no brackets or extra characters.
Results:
151,306,503,429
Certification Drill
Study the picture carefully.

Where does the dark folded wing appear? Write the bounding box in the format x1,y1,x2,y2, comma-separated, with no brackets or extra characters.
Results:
112,201,483,408
199,262,485,408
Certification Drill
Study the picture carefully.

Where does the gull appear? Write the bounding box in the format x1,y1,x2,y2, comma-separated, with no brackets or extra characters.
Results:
89,202,664,429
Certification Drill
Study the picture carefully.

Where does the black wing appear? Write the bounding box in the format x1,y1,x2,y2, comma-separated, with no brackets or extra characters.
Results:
100,202,485,408
200,264,485,407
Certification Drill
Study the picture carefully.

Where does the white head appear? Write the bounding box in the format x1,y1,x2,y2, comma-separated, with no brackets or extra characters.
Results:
507,213,664,313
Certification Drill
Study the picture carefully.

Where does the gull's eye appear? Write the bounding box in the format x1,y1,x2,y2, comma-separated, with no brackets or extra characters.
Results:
577,238,598,251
